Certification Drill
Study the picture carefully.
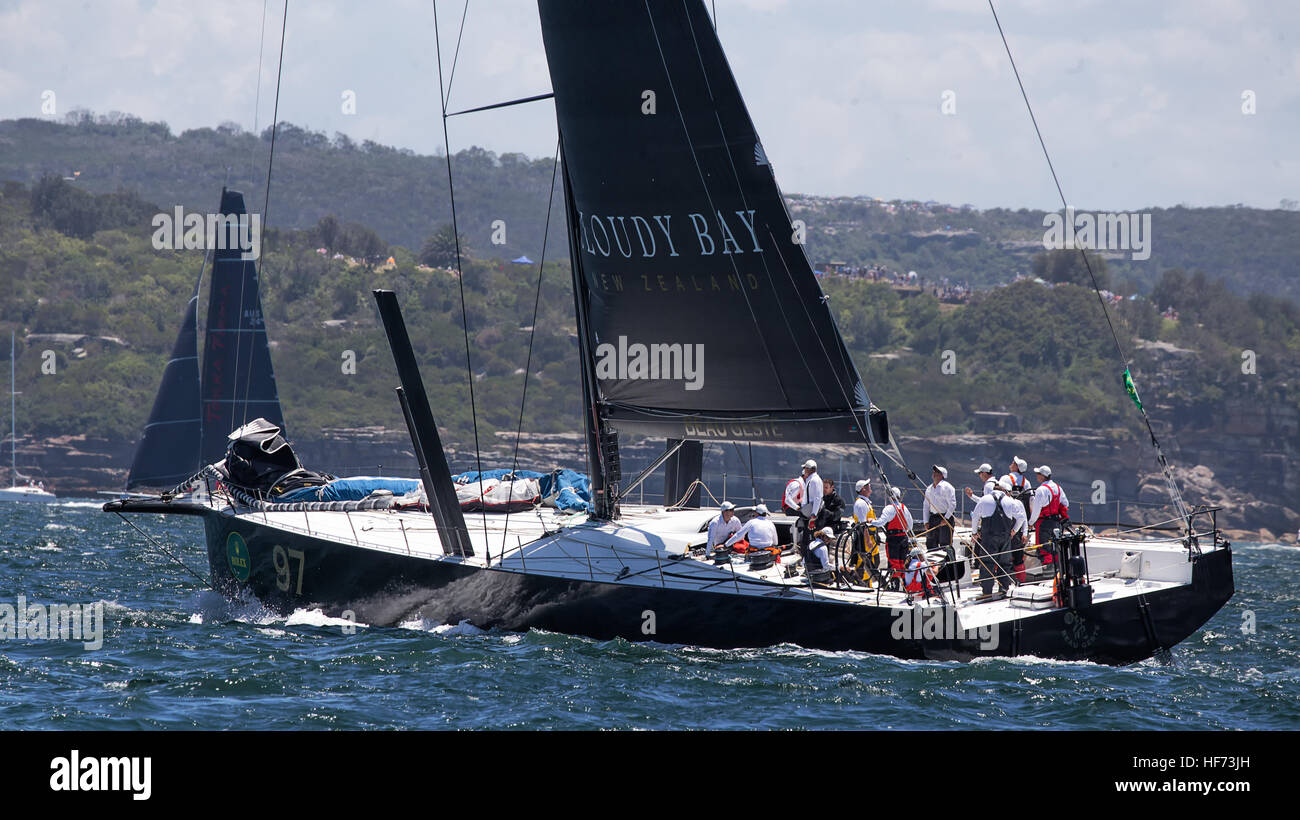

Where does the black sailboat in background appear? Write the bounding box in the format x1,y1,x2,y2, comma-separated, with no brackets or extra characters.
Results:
127,189,286,490
107,0,1233,664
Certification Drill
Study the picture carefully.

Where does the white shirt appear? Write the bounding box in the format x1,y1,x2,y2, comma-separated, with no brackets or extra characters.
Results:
922,480,957,519
1028,480,1070,527
707,512,742,547
852,494,873,524
800,471,823,517
971,491,1028,540
1001,471,1032,493
783,478,803,511
875,501,913,532
808,537,831,571
726,515,779,549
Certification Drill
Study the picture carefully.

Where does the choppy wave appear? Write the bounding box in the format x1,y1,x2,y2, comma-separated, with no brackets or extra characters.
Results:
1,500,1296,729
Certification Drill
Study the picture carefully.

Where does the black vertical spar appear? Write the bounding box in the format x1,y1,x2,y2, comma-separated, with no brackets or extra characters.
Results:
559,141,614,519
373,289,473,557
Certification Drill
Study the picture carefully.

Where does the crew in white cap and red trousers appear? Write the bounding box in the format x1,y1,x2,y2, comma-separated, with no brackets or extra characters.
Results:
1029,465,1070,566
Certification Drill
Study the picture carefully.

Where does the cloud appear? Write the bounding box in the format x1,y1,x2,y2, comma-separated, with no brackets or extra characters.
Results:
1,0,1295,210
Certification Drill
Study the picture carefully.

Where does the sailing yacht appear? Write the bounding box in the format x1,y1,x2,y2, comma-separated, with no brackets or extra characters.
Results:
2,332,55,503
106,0,1233,664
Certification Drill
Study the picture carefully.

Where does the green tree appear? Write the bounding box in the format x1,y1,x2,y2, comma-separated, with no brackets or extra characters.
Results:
419,223,470,268
1031,248,1110,290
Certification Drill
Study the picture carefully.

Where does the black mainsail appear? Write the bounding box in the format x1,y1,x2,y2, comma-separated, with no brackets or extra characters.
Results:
199,189,286,468
540,0,871,445
126,292,201,489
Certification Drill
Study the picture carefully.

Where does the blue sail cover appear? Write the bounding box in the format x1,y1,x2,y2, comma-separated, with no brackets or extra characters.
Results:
538,0,872,443
200,189,286,465
273,469,593,513
126,294,201,488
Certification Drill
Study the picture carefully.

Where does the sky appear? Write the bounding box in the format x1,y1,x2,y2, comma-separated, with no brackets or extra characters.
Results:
2,0,1297,211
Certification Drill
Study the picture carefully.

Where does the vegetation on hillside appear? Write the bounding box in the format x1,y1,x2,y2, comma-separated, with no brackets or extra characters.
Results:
4,113,1300,303
2,176,1296,455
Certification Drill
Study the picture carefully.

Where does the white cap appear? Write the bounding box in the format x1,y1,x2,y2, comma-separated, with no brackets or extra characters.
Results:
818,527,834,540
995,479,1012,492
1035,465,1052,477
975,463,993,474
1012,456,1027,472
889,486,902,499
755,503,769,515
855,479,870,493
932,465,948,478
802,459,817,471
720,501,735,511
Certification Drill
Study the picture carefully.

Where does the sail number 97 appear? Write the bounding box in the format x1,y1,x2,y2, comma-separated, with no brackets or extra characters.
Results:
273,545,306,594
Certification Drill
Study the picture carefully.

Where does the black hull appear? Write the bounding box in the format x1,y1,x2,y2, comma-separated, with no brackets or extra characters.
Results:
191,510,1236,666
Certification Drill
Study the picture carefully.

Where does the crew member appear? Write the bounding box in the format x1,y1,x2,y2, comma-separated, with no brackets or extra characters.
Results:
706,501,742,553
851,479,874,524
1002,457,1033,580
807,526,835,574
921,465,957,554
725,503,779,552
797,459,823,548
1028,465,1070,566
970,480,1022,598
848,480,877,585
816,478,846,534
875,486,914,587
964,462,997,501
782,471,804,516
902,545,939,602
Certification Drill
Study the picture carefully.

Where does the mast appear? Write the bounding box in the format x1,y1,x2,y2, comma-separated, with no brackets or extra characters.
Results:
559,142,615,518
9,332,14,483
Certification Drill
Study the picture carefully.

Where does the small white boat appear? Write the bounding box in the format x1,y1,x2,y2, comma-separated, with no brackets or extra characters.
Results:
3,331,54,504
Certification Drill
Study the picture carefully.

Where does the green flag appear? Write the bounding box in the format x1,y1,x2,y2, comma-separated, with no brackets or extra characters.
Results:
1123,367,1143,412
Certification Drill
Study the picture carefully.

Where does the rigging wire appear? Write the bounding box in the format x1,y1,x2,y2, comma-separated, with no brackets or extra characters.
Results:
113,512,213,590
441,0,470,111
642,0,794,409
502,139,562,553
669,4,927,506
252,0,269,137
234,0,288,434
986,0,1191,531
433,0,489,553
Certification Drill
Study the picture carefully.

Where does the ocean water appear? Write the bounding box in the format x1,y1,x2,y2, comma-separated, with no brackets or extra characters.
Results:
1,499,1296,730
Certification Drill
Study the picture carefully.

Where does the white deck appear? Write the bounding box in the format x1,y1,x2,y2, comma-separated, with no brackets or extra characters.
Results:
201,495,1221,629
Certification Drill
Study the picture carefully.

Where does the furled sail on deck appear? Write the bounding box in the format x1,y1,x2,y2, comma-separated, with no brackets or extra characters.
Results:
539,0,872,443
199,189,286,468
125,293,201,488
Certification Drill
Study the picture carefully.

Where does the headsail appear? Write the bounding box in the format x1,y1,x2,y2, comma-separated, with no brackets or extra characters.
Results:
539,0,872,443
199,189,286,468
126,293,201,488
